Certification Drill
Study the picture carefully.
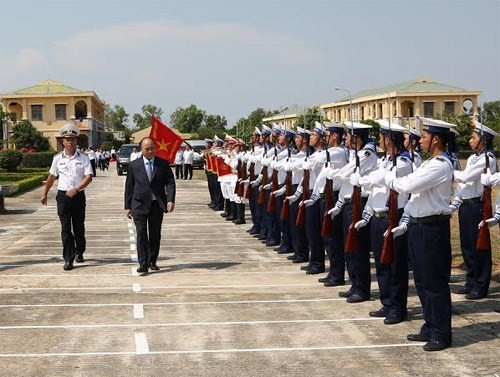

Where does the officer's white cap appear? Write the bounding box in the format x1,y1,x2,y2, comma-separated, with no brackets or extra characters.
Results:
473,120,499,138
377,120,407,134
60,123,79,137
407,127,421,138
296,126,311,135
420,117,456,133
254,126,262,135
261,124,272,135
343,121,372,130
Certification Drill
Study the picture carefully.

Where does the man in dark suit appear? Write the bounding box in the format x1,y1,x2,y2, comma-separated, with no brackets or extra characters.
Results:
125,137,176,275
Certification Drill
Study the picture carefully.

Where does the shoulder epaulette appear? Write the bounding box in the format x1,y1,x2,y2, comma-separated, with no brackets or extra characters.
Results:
435,156,446,162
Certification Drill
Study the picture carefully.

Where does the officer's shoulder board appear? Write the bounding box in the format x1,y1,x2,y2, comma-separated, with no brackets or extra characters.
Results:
364,150,372,157
487,151,495,159
435,156,447,163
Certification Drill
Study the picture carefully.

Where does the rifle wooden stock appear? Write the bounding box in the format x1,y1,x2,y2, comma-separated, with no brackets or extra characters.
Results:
296,169,309,226
234,160,242,195
237,162,247,197
267,169,279,212
244,162,255,200
321,178,334,238
257,166,268,205
345,185,361,253
477,182,492,251
380,189,399,264
280,171,293,220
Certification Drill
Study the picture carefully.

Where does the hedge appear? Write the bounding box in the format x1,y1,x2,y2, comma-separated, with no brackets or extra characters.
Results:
22,151,57,168
0,173,48,196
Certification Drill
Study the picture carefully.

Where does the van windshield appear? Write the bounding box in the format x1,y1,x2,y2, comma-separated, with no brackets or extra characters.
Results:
119,145,137,157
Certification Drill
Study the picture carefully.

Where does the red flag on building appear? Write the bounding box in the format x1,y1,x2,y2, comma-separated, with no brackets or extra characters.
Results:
216,157,232,176
149,116,184,164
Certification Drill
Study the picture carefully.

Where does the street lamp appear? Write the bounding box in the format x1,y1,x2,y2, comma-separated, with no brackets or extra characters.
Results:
334,87,353,127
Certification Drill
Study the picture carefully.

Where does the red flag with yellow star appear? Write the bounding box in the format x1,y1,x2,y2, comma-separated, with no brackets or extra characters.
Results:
149,116,184,164
215,157,232,176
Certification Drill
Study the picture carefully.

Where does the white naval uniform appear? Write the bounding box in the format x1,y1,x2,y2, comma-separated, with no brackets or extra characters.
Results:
49,150,93,190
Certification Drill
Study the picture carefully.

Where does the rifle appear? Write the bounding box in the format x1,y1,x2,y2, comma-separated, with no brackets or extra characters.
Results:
238,160,247,197
380,124,399,264
296,137,311,227
345,133,361,253
476,114,493,251
280,147,293,220
267,147,279,212
257,145,268,205
233,158,242,195
244,145,255,200
321,148,334,237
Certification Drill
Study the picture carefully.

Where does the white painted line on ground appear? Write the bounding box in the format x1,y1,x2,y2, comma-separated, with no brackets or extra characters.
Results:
133,304,144,319
132,283,141,293
0,317,382,330
134,333,149,355
128,223,133,228
0,298,346,308
131,267,139,276
129,236,136,242
0,343,425,358
0,273,133,278
130,244,135,251
129,229,134,234
130,254,138,262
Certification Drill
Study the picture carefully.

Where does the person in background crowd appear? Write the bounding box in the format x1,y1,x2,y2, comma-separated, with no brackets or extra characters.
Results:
130,147,142,162
174,147,184,179
183,144,194,180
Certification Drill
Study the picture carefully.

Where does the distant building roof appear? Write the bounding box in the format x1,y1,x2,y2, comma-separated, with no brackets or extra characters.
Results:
10,79,84,94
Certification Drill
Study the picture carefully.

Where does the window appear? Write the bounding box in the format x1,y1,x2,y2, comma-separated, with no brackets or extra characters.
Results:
31,105,43,121
55,104,67,120
423,102,434,118
444,101,455,114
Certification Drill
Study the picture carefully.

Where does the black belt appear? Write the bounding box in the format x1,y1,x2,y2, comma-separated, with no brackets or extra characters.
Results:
410,214,451,224
374,208,404,218
58,190,83,194
462,197,481,205
344,197,368,205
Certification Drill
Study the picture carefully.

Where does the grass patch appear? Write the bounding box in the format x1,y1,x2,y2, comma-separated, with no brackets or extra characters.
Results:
0,170,48,196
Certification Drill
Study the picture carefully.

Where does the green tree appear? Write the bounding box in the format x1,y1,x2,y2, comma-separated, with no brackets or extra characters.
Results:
11,120,50,151
170,105,205,134
104,103,129,131
440,113,474,151
104,132,115,142
133,105,164,130
226,107,281,140
482,101,500,151
295,106,321,130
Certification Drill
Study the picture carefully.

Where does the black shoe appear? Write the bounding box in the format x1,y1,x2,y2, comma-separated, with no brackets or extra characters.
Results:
465,291,487,300
292,257,309,264
423,339,451,352
287,255,296,260
266,241,280,247
346,293,370,303
384,313,407,325
277,249,293,254
339,288,354,298
455,285,472,295
323,280,345,287
257,235,267,241
149,264,160,271
63,262,74,271
369,307,390,318
318,275,332,283
407,333,430,342
300,265,311,271
75,254,85,263
137,266,148,275
306,266,325,275
220,212,229,218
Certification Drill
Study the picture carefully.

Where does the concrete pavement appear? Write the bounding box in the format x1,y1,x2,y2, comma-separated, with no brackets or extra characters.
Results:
0,165,498,377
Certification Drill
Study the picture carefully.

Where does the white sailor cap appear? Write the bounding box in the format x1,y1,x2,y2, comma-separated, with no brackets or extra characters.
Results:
272,123,283,133
214,135,223,144
473,120,499,138
313,121,325,136
377,120,407,135
420,117,456,134
204,138,214,144
406,127,421,139
60,123,79,138
343,121,372,136
296,126,311,136
254,126,262,136
324,121,345,134
281,126,296,137
261,124,272,135
450,128,460,136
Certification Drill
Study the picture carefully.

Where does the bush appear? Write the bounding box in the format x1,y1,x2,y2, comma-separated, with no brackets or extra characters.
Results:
0,149,23,171
100,141,113,151
22,151,57,168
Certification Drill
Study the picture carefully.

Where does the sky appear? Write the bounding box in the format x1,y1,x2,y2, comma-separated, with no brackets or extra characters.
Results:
0,0,499,127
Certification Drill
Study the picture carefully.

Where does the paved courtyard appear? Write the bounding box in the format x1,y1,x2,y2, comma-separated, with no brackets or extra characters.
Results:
0,166,499,377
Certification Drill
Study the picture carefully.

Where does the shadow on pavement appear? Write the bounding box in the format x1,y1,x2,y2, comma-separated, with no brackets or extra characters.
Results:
154,262,241,274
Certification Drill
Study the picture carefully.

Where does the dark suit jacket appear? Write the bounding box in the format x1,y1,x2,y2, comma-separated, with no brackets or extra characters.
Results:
124,156,176,216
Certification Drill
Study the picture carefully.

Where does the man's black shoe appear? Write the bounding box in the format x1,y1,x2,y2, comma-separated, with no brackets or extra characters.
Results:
277,249,293,254
137,267,148,275
306,266,325,275
323,280,345,287
338,288,354,298
407,333,430,342
257,235,267,241
75,254,85,263
346,293,370,303
455,285,472,295
63,262,74,271
273,247,281,252
369,307,390,318
318,274,332,283
384,314,407,325
292,257,309,264
287,255,296,260
423,339,451,352
150,264,160,271
465,291,487,300
266,241,279,247
300,265,311,271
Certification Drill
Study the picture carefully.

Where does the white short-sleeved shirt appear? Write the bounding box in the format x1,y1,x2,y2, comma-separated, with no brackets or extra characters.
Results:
183,150,194,164
49,150,93,191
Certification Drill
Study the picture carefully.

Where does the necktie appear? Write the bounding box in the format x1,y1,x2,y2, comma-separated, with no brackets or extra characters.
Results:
147,161,153,181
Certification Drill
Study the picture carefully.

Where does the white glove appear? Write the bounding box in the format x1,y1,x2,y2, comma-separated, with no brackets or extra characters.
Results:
240,179,249,185
286,195,299,204
389,223,408,239
481,170,492,186
250,180,259,187
301,199,315,207
263,183,271,190
384,168,397,188
354,219,368,230
449,198,462,213
328,206,341,219
272,186,286,197
349,168,361,187
302,160,310,170
478,213,500,228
